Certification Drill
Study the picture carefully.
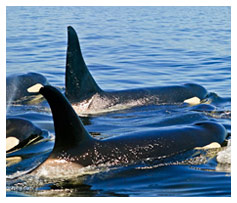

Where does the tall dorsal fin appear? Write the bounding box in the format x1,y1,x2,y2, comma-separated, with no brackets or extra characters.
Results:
65,26,102,101
39,85,93,153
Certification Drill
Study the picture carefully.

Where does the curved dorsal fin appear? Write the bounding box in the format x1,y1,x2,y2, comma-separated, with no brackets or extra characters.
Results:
39,85,93,153
65,26,102,101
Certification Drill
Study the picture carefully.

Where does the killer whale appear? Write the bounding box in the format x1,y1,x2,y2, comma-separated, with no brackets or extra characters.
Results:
65,26,208,115
28,84,226,176
6,117,44,153
6,72,48,105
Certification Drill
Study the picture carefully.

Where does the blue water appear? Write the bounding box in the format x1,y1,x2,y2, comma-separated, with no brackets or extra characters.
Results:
6,7,231,197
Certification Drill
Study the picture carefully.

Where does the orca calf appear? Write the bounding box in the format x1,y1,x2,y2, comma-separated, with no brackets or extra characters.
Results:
28,84,226,177
6,117,44,153
65,26,208,115
6,72,48,105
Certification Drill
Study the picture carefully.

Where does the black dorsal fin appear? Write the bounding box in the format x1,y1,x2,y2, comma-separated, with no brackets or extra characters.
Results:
65,26,102,101
39,85,93,153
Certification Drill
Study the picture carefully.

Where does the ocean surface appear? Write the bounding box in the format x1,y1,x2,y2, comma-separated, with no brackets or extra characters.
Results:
6,6,231,197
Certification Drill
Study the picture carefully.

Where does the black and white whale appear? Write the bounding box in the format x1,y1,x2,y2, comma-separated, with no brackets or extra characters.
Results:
28,84,226,177
65,26,208,115
6,72,49,105
6,117,44,153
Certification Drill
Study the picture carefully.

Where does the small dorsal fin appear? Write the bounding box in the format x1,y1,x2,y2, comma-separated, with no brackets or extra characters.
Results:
39,85,93,153
65,26,102,101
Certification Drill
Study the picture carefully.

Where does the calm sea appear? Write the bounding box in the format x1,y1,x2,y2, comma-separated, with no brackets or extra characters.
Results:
6,6,231,197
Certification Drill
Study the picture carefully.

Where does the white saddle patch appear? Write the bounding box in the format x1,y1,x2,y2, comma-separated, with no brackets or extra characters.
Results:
6,156,22,167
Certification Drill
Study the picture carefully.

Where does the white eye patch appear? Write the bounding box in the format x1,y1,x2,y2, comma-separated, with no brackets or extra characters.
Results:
27,83,44,93
6,137,20,151
184,97,201,105
195,142,221,150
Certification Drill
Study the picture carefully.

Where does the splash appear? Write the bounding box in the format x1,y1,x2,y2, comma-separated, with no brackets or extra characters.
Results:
216,139,231,164
6,79,18,113
30,157,112,180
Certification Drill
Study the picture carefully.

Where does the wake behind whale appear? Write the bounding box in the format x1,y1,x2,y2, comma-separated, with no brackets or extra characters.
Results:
65,26,208,115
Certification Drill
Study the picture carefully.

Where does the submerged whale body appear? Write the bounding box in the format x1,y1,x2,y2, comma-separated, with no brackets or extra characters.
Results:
65,26,208,115
6,117,43,153
29,84,226,177
6,72,48,104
